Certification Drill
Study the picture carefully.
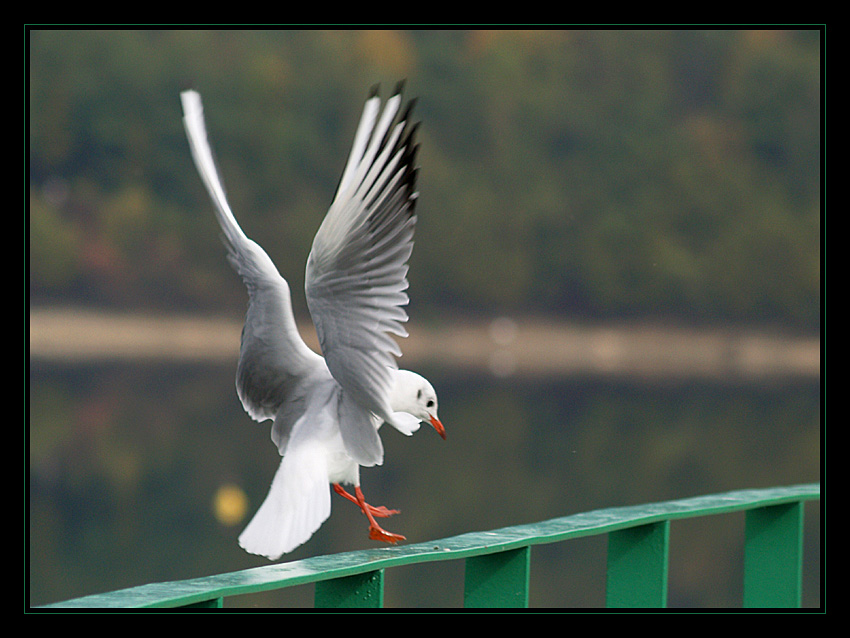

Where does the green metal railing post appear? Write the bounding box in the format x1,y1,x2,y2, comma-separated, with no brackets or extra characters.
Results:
314,570,384,608
605,521,670,608
463,547,531,608
743,502,804,608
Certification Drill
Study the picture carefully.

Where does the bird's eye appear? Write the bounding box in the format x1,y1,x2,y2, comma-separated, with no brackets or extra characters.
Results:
426,400,435,408
417,389,422,399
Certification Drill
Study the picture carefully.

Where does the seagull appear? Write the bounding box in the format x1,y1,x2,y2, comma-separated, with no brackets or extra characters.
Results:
180,84,445,560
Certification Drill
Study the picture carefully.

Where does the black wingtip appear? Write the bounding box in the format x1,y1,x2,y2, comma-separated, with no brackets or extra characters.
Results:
369,80,408,99
399,96,418,124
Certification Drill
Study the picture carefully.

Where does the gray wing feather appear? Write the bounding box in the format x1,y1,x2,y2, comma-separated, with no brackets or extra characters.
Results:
305,85,420,464
181,90,322,424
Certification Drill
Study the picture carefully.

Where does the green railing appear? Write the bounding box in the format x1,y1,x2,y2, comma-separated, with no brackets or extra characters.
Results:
40,483,820,609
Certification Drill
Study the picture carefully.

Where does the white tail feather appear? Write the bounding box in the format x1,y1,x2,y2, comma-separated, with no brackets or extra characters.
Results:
238,443,331,560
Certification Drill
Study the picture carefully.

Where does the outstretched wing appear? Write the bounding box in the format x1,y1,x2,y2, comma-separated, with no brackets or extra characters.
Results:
305,84,420,465
181,90,322,424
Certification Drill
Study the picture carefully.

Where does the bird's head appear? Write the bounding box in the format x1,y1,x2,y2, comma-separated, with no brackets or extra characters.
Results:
391,370,446,439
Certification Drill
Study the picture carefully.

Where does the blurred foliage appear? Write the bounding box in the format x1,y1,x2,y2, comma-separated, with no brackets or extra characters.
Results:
28,29,821,328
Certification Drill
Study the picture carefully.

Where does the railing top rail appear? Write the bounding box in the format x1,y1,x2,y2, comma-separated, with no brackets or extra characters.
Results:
40,483,820,609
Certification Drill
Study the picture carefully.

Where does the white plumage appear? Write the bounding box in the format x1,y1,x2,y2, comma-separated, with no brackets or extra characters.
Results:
180,85,444,560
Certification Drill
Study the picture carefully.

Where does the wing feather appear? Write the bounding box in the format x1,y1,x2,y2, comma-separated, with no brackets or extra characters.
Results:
304,84,420,459
181,90,322,423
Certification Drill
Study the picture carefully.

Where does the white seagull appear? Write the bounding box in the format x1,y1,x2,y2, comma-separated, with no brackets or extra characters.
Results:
180,84,445,560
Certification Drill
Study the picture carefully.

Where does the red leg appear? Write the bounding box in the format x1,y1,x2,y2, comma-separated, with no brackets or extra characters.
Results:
332,484,400,517
332,484,406,544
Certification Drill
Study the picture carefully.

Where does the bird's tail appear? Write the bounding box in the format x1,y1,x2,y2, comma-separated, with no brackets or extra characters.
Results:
238,443,331,560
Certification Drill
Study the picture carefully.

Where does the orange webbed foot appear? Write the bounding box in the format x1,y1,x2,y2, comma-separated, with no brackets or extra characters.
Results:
368,526,407,544
333,483,407,545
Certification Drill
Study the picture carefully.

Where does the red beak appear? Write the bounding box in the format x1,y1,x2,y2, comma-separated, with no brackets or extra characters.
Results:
429,415,446,440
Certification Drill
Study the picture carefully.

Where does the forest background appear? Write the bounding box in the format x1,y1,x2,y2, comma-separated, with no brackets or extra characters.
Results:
30,29,821,330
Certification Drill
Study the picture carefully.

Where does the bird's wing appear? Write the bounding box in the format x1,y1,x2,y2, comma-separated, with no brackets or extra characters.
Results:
305,84,420,465
181,90,322,423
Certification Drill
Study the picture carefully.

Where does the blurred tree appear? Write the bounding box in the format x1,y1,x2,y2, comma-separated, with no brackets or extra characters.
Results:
28,28,821,329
